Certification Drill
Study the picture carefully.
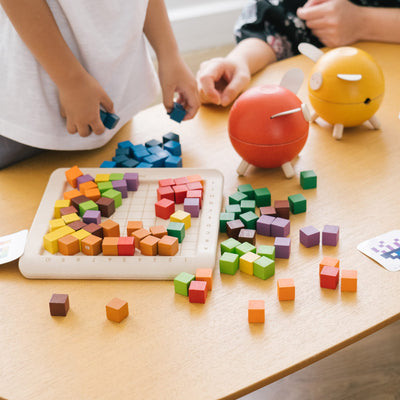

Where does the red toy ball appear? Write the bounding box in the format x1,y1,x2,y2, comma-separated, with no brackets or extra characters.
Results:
228,85,309,174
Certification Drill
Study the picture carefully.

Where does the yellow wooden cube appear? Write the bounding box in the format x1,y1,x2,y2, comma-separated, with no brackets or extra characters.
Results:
239,252,260,275
71,229,91,251
54,199,71,218
62,213,81,225
170,210,191,230
95,173,110,183
49,218,66,232
43,226,75,254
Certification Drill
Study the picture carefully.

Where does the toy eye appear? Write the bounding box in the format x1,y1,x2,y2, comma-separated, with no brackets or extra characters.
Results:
309,72,322,90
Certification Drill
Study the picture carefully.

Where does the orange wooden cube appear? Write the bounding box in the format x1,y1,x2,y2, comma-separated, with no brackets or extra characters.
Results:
106,298,129,323
341,270,357,292
140,235,160,256
186,174,203,185
101,219,120,237
65,165,83,188
102,237,119,256
158,235,179,256
64,189,82,201
81,234,102,256
196,268,213,291
319,256,340,274
149,225,168,239
127,221,144,237
85,188,101,202
248,300,265,323
132,228,151,248
79,180,98,195
58,234,80,256
277,278,295,301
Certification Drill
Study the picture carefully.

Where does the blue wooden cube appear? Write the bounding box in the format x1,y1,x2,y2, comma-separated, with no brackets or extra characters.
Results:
168,102,186,123
163,132,180,143
163,140,182,156
165,155,182,168
100,109,120,129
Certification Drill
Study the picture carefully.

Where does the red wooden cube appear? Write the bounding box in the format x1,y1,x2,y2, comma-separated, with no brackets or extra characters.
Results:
155,198,175,219
320,265,339,289
188,280,208,303
157,185,175,202
173,184,188,204
118,236,135,256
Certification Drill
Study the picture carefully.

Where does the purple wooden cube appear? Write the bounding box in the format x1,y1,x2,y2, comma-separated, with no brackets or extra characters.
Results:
76,174,94,189
299,225,320,247
256,215,275,236
82,210,101,225
124,172,139,191
322,224,339,246
271,217,290,237
274,237,291,259
112,180,128,198
184,197,200,217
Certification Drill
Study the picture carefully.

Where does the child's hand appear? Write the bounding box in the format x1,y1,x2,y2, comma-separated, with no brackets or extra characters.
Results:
297,0,361,47
157,55,200,121
58,71,115,137
196,57,251,106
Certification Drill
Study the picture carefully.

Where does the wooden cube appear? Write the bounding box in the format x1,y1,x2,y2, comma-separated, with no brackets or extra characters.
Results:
277,278,295,300
106,298,129,323
174,272,195,296
96,196,115,217
157,186,175,201
132,228,151,248
253,256,275,280
219,252,239,275
140,235,160,256
71,229,91,251
118,237,135,256
239,252,260,275
274,200,290,219
238,229,256,245
188,280,208,303
195,268,213,291
155,198,175,219
54,199,70,218
81,234,102,256
49,218,66,232
102,237,119,256
248,300,265,323
319,256,340,274
341,270,357,292
58,234,80,256
172,184,188,204
149,225,168,239
322,224,340,246
43,226,75,254
170,210,191,230
49,293,70,316
65,165,83,188
299,225,320,248
158,235,179,256
101,219,120,237
63,189,83,201
320,265,339,289
127,221,144,236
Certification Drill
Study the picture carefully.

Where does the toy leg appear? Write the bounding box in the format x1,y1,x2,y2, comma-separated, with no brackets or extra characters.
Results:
301,104,311,122
332,123,344,140
368,115,381,130
237,159,250,176
281,162,294,179
309,111,319,123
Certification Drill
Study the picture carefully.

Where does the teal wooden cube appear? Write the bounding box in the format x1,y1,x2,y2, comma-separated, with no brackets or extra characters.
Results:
174,272,195,296
78,200,98,217
239,211,259,229
300,170,317,189
257,245,275,260
237,184,254,200
225,204,241,219
103,189,122,208
253,256,275,280
240,199,256,213
219,252,239,275
254,187,271,207
219,212,235,233
229,191,248,205
220,237,241,254
235,242,256,256
288,193,307,214
167,222,185,243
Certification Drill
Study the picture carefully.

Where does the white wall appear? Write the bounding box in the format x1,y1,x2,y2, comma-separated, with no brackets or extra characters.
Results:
165,0,248,52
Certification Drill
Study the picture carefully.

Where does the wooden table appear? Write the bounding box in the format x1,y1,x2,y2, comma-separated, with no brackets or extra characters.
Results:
0,42,399,400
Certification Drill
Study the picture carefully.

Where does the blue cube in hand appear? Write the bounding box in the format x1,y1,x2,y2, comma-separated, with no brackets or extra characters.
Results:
100,109,120,130
168,102,186,123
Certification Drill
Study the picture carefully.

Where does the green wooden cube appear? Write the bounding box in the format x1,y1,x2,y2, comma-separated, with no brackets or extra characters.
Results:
220,237,241,254
254,187,271,207
167,222,185,243
253,256,275,280
109,173,124,181
225,204,241,219
219,252,239,275
219,212,235,233
257,245,275,260
174,272,195,296
229,191,248,205
78,200,98,217
300,170,317,189
235,242,256,256
288,193,307,214
97,181,113,193
240,199,256,213
239,211,259,229
103,189,122,208
237,184,254,200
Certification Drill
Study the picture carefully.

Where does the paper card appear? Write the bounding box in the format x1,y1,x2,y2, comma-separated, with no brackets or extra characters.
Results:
357,230,400,272
0,230,28,265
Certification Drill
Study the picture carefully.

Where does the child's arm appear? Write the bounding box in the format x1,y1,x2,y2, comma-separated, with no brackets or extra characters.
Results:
297,0,400,47
143,0,199,120
0,0,114,137
197,38,276,106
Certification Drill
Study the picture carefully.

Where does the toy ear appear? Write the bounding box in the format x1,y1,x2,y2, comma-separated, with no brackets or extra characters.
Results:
280,68,304,94
298,42,324,62
310,72,323,90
